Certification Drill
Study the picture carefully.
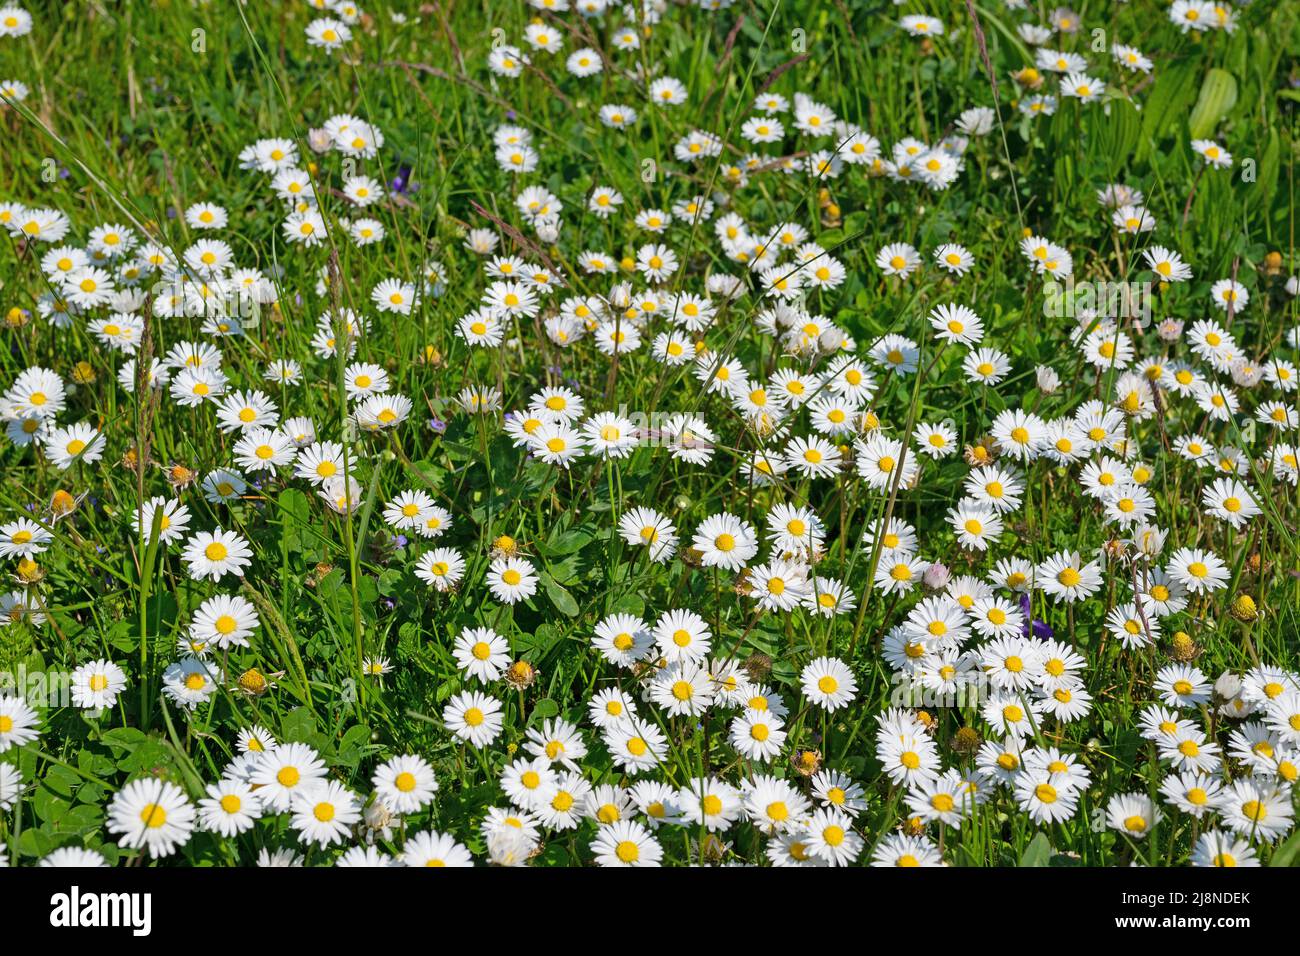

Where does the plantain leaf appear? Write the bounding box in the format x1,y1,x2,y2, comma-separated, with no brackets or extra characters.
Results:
1019,832,1053,866
1188,68,1238,139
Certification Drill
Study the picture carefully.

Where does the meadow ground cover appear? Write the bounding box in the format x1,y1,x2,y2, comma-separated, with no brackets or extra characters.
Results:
0,0,1297,871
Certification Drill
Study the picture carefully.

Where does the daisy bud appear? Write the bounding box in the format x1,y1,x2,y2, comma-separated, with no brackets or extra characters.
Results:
1157,318,1184,341
1214,670,1243,700
487,828,535,867
922,562,950,591
1035,364,1061,394
307,128,333,153
535,215,561,244
1131,524,1166,559
364,797,395,833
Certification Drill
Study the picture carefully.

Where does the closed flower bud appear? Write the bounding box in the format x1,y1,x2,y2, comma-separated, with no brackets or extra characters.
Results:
922,562,951,591
1157,318,1184,342
1214,670,1243,700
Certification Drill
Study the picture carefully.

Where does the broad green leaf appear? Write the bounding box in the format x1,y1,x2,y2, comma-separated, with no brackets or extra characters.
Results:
1019,832,1053,867
1188,68,1238,139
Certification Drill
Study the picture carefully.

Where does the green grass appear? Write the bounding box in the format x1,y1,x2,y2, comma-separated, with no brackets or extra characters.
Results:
0,0,1298,867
